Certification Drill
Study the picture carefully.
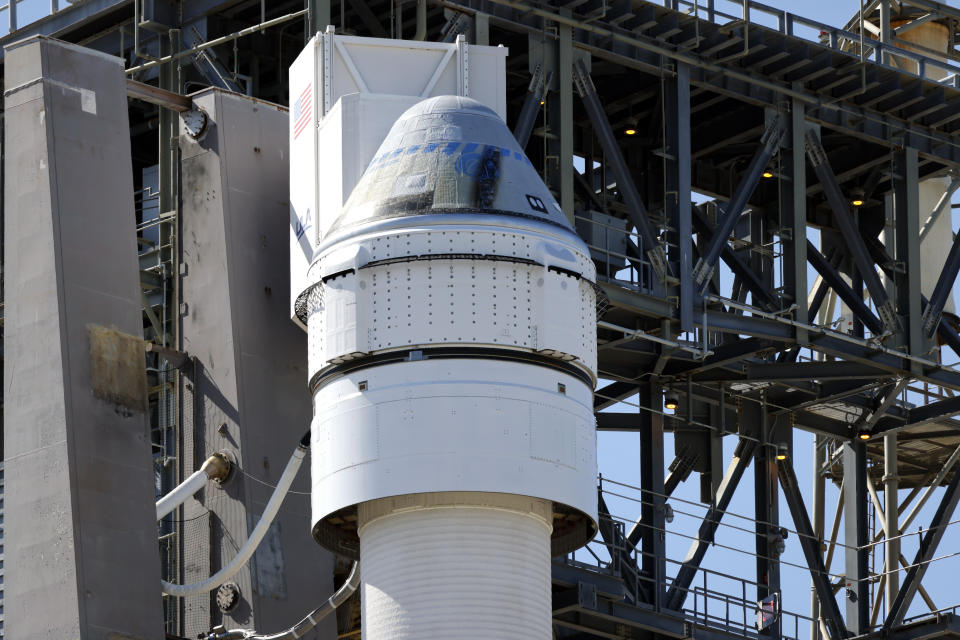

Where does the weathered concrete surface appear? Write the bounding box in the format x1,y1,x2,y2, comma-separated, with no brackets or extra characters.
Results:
3,36,164,639
178,89,335,638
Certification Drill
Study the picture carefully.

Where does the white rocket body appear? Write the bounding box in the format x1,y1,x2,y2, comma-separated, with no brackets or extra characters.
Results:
296,96,598,639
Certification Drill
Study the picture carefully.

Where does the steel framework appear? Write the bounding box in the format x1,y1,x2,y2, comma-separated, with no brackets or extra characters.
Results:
5,0,960,639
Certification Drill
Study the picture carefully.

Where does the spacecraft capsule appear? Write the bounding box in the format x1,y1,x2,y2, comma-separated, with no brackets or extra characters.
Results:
299,95,598,639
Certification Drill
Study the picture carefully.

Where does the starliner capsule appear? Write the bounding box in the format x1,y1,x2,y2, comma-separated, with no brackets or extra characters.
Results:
297,95,598,640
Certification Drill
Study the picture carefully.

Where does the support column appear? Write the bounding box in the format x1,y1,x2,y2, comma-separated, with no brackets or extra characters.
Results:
892,148,925,363
783,95,807,344
310,0,332,35
640,383,666,610
557,14,574,224
843,441,869,634
755,399,781,639
884,434,899,614
810,436,826,640
3,36,164,639
665,62,693,332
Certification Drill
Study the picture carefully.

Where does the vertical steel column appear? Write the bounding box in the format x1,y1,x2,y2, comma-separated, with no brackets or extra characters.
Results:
665,62,693,332
783,95,807,344
640,382,666,610
810,435,826,640
158,28,183,633
843,442,869,634
475,12,489,45
558,13,574,225
893,148,925,363
879,0,891,64
884,433,899,614
755,400,781,639
310,0,332,35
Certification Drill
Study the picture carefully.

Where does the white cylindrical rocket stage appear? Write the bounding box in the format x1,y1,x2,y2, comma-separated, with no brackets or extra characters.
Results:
297,96,598,639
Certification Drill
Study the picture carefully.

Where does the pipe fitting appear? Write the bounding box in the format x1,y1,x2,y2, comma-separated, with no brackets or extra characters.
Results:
204,451,233,484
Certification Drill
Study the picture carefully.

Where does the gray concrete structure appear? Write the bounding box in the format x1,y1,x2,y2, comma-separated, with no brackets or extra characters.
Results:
176,89,335,638
2,36,164,639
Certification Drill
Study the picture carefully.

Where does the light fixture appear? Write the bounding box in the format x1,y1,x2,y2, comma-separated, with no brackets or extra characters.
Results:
851,188,865,207
858,431,871,441
775,445,788,461
664,391,679,411
762,170,774,179
624,126,637,136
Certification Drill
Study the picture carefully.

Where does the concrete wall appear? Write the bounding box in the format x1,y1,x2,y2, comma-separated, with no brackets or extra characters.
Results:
3,36,164,639
177,89,336,638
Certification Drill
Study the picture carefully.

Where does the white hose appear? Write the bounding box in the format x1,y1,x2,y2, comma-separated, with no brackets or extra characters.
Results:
156,453,230,520
162,445,307,597
211,562,361,639
157,467,209,520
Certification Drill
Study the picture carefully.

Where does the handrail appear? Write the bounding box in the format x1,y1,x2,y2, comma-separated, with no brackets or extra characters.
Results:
658,0,960,88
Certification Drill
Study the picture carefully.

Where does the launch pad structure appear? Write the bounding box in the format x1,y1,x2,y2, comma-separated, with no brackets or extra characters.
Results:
8,0,960,638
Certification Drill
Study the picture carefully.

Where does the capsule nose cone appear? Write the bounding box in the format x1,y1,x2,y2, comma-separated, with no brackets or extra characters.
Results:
326,95,571,237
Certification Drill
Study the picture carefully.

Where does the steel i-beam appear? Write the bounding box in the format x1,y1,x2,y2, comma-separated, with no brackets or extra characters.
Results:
804,130,898,333
921,227,960,337
572,59,670,282
513,65,550,149
692,115,786,290
664,437,757,611
779,459,850,640
806,241,884,335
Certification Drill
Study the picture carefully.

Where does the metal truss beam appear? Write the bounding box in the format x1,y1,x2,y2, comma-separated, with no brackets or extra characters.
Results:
806,241,884,335
884,460,960,629
594,381,638,410
664,337,776,376
464,0,960,169
513,66,549,149
921,222,960,338
692,361,889,383
691,207,778,310
692,116,785,290
664,438,757,611
572,60,669,282
805,130,898,333
779,458,850,640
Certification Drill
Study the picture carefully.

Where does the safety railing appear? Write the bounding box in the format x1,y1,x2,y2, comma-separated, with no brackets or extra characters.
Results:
0,0,67,37
654,0,960,87
574,212,655,293
564,502,816,640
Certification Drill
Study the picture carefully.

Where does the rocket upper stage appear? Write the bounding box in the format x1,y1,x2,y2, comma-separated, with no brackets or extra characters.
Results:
320,96,574,248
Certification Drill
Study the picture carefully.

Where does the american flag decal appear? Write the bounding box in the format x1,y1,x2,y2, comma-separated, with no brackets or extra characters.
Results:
293,83,312,140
